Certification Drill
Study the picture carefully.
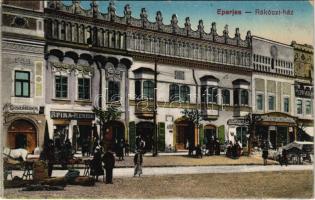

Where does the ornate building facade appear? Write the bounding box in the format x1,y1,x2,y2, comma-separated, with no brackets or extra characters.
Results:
1,0,313,153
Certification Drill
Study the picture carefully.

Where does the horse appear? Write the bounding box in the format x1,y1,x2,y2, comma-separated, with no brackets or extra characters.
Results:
3,147,28,161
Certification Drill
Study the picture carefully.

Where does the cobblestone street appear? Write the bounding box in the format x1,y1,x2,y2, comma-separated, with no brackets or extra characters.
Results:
4,170,313,199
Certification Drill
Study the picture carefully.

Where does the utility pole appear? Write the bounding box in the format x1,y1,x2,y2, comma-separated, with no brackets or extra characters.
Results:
153,58,158,157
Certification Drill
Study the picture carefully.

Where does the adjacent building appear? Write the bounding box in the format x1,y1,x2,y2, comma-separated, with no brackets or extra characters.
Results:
2,1,46,152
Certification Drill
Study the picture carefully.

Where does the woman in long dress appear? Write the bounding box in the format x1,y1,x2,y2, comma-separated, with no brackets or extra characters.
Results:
133,152,143,177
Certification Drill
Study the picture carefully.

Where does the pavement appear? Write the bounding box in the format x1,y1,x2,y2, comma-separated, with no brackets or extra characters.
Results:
10,164,313,179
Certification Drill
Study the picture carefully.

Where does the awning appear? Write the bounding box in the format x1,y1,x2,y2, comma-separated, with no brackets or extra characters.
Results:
304,127,314,137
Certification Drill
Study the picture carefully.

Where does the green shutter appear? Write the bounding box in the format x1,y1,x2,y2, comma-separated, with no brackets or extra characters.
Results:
199,124,204,145
158,122,165,152
218,125,225,144
129,121,136,152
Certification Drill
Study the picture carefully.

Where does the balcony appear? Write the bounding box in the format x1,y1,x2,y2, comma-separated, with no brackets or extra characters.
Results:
134,100,155,119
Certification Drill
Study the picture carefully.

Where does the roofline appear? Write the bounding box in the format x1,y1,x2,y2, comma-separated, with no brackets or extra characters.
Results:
252,35,293,49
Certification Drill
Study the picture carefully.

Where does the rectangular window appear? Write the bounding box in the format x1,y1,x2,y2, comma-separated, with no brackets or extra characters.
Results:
256,94,263,110
15,71,30,97
297,99,303,114
78,78,90,100
55,75,68,98
306,100,312,115
268,96,275,111
175,71,185,80
108,81,120,102
283,97,289,113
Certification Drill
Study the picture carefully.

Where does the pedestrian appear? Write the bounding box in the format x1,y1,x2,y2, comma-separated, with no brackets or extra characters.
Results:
262,141,269,166
209,138,214,156
103,150,115,184
90,146,104,181
116,139,124,161
215,138,220,155
125,140,130,156
196,144,202,158
134,151,143,177
45,139,55,177
226,141,233,158
281,149,288,166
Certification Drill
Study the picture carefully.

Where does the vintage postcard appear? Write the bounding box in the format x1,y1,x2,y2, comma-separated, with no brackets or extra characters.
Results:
1,0,314,199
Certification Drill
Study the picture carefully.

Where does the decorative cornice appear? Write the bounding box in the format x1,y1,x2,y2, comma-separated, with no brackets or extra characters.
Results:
46,0,252,48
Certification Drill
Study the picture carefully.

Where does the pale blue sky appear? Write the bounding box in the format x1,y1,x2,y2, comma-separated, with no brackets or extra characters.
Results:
63,1,314,45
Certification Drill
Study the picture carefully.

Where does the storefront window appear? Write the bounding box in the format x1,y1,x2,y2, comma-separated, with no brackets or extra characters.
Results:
297,99,303,114
108,81,120,102
256,94,263,110
268,96,275,111
236,127,247,147
78,78,90,100
283,97,289,113
53,125,69,149
306,100,312,115
15,71,30,97
55,75,68,98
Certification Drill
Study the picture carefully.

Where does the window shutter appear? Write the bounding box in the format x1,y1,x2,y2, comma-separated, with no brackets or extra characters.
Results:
199,124,204,145
218,125,225,144
129,121,136,152
158,122,165,151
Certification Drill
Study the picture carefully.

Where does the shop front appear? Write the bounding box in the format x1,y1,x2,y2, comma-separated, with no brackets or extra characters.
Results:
253,112,297,149
50,111,95,152
174,118,195,150
3,104,45,153
227,117,249,147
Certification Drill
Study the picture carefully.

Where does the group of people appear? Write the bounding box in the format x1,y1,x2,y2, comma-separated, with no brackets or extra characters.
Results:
226,141,242,159
205,137,221,156
40,138,74,176
89,145,115,184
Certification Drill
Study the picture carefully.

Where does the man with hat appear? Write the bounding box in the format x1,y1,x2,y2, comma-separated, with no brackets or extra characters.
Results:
103,149,115,184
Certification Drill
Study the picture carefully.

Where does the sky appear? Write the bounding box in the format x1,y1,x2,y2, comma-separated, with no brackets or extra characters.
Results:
63,0,314,45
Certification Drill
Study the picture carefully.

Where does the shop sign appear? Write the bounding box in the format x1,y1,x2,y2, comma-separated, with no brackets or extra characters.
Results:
3,103,39,114
50,111,95,120
295,82,313,98
256,115,296,124
227,118,249,126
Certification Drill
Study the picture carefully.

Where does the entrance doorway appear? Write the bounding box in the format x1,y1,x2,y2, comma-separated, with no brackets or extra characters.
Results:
204,125,216,145
15,134,27,149
175,120,194,150
136,122,154,152
105,121,125,151
8,119,37,153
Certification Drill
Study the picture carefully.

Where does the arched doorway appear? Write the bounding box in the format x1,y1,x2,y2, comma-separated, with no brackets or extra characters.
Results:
136,122,154,152
104,121,125,151
7,119,37,153
204,124,217,144
175,119,194,150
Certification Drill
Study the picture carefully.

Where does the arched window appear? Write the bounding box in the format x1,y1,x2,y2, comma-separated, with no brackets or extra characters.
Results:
180,85,190,102
169,84,179,102
222,89,230,105
207,87,217,103
108,81,120,102
143,80,154,99
241,90,249,105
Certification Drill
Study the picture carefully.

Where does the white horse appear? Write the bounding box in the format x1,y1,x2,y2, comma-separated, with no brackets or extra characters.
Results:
3,147,28,161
